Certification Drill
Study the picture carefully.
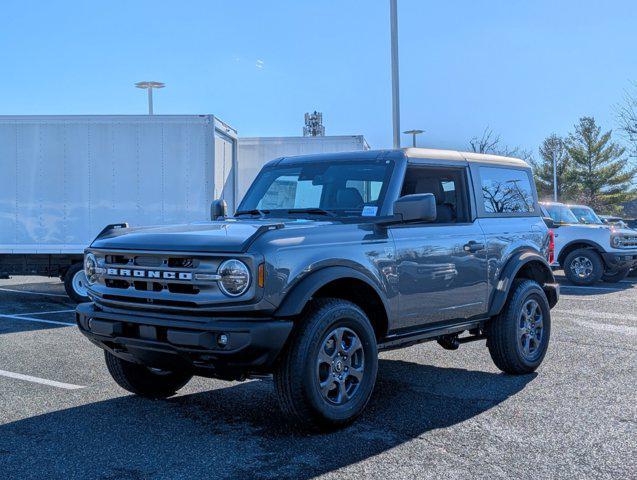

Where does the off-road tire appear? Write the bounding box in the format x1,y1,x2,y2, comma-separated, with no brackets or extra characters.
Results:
601,268,630,283
104,351,193,398
487,280,551,375
63,263,90,303
273,298,378,430
563,249,604,286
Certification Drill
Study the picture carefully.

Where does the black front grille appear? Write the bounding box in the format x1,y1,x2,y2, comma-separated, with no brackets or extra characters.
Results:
102,294,199,309
134,256,163,267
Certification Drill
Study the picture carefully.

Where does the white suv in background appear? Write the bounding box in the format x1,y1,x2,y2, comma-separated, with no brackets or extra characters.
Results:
540,202,637,285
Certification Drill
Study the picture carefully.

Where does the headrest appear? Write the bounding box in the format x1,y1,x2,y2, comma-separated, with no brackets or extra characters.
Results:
336,187,364,209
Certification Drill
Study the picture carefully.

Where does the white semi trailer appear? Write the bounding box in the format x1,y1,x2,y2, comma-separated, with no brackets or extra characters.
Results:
0,115,237,301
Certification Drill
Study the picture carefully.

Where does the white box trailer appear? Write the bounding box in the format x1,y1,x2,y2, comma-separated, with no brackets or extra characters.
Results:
0,115,237,300
237,135,369,201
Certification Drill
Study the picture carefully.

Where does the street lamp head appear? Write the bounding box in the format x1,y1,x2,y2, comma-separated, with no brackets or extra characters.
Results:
403,129,425,147
135,81,165,89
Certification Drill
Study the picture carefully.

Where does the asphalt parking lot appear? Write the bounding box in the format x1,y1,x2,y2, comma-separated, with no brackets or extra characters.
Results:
0,275,635,480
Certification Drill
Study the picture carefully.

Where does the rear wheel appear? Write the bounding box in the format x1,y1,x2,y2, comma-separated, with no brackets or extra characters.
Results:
563,249,603,285
63,263,90,303
601,268,629,283
273,298,378,430
104,351,193,398
487,280,551,374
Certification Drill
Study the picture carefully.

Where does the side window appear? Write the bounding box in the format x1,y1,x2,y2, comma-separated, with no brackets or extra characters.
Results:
480,167,535,214
400,167,468,223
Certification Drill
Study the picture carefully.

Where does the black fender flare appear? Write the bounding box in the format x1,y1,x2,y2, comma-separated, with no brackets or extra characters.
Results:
488,251,556,317
274,266,390,319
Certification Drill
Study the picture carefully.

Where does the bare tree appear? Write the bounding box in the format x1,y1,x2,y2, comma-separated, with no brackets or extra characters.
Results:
616,81,637,159
469,127,533,162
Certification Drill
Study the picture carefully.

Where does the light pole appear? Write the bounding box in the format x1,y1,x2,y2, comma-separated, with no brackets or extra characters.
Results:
552,150,558,202
135,81,165,115
403,129,424,147
389,0,400,149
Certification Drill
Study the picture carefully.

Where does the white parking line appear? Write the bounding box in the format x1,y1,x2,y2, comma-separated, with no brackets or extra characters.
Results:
0,369,84,390
0,287,68,298
571,319,637,336
0,313,74,327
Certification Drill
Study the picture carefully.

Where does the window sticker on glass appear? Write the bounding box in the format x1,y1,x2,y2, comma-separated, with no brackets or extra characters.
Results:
361,206,378,216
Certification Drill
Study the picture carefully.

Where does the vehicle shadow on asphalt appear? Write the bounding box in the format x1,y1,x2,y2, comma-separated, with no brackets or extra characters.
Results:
0,359,535,479
555,274,636,295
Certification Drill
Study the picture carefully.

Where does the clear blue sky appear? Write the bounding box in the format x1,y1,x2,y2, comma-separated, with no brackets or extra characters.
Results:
1,0,636,156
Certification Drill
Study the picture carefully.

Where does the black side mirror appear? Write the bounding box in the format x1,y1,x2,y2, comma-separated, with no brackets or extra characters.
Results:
210,199,228,220
393,193,437,223
542,216,555,229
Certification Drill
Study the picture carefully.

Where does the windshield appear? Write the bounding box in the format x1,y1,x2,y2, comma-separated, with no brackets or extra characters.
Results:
542,203,579,224
569,206,603,224
237,160,393,218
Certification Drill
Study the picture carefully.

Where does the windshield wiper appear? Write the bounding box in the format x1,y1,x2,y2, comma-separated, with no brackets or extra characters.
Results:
234,209,270,217
286,208,337,217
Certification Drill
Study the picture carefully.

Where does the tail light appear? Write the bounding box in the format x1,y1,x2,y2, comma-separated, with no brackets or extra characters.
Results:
548,229,555,264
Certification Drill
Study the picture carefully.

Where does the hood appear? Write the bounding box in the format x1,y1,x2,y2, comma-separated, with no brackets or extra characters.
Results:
611,226,637,236
90,220,286,253
89,218,331,253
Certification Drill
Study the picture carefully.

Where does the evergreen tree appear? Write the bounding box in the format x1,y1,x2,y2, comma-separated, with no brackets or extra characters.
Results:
565,117,636,214
532,134,575,201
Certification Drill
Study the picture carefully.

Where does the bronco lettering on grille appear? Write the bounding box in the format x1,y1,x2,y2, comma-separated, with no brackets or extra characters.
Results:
105,268,193,281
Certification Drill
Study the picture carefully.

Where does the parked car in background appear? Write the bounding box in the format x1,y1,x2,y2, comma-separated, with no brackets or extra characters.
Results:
568,204,605,225
599,215,629,229
541,202,637,284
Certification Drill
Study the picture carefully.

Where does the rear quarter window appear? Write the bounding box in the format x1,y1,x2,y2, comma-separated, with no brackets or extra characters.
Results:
479,167,535,215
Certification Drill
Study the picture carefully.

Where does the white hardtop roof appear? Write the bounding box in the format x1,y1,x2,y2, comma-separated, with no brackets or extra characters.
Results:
403,147,529,168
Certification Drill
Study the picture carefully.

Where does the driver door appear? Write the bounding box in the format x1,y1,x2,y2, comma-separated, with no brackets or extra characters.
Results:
389,165,488,329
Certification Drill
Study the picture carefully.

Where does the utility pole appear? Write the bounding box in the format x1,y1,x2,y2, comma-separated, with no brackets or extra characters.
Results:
135,81,165,115
390,0,400,149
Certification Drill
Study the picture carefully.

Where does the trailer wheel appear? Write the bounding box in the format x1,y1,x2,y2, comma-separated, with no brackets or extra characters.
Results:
64,263,90,303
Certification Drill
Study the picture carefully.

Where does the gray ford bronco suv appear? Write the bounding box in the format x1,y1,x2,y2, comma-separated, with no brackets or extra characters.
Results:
77,148,559,429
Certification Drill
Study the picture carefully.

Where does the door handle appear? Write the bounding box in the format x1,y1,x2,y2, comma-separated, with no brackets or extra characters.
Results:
463,241,485,253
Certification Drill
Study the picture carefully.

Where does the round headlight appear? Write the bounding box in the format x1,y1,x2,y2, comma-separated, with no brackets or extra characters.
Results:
84,253,99,285
217,259,251,297
611,235,623,248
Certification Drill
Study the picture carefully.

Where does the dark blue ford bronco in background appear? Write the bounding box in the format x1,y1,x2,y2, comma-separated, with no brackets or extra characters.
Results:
77,148,559,429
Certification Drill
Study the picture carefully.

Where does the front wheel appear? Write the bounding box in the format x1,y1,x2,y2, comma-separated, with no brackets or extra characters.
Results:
273,298,378,430
563,249,604,286
487,280,551,375
601,268,630,283
104,351,193,398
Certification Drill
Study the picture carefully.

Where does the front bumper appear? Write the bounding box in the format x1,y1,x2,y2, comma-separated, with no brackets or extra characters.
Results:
601,251,637,271
76,303,293,376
